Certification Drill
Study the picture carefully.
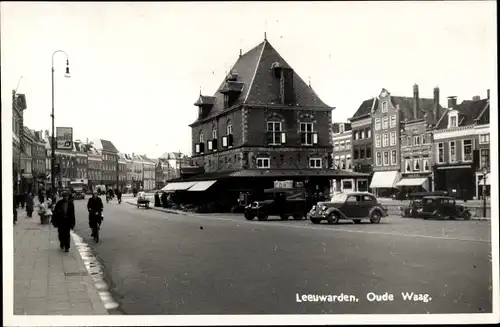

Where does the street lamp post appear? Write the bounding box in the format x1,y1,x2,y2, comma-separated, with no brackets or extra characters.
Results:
51,50,71,200
482,166,489,217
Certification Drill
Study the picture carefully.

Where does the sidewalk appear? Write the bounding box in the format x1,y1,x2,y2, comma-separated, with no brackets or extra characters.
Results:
125,200,490,221
13,210,108,315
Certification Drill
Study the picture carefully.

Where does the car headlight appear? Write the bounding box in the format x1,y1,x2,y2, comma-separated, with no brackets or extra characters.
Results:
312,205,316,210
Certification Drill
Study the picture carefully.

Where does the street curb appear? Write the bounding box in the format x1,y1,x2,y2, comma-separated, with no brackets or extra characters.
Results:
125,200,189,215
69,231,109,315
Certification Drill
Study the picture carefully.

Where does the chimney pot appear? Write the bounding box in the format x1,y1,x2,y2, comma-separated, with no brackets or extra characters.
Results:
433,86,440,122
413,84,419,119
447,96,457,108
487,89,490,100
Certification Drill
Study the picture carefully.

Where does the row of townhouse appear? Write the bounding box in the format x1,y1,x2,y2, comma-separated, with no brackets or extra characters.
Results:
331,85,491,200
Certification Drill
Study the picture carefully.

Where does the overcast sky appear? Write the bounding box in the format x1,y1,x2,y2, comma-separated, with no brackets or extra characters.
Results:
1,1,496,157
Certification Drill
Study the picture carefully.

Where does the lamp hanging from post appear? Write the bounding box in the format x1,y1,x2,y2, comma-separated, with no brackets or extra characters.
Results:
51,50,71,201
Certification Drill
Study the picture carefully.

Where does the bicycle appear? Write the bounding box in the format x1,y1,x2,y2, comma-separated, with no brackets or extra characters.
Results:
91,211,102,243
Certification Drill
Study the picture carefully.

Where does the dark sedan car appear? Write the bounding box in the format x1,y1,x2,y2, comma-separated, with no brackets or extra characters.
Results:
307,192,388,224
417,196,472,220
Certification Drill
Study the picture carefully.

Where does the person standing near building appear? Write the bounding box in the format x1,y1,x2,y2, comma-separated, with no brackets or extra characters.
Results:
14,193,18,225
25,193,34,218
52,192,76,252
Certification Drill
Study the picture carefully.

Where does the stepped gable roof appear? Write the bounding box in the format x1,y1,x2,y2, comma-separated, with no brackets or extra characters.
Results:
435,98,490,130
191,39,331,124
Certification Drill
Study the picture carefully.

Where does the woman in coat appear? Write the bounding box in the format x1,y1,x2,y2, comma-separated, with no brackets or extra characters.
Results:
25,193,34,218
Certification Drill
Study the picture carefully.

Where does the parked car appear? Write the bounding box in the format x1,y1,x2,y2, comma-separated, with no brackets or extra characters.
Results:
243,188,307,221
399,191,448,218
307,192,388,224
414,196,471,220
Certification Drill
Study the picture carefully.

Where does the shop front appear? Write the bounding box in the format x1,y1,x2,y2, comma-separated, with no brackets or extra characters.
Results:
433,164,475,200
475,172,491,200
395,173,432,198
369,170,401,198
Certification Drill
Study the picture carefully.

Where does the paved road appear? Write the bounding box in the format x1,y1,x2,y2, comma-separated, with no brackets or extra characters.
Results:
72,198,492,315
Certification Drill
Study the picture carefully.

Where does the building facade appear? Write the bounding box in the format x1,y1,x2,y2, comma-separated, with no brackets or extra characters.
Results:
141,155,156,191
94,139,119,188
367,85,442,197
132,153,143,190
396,87,444,194
12,91,27,193
118,153,128,188
74,141,89,181
21,127,34,193
432,92,490,200
349,99,376,191
331,122,356,192
30,130,47,193
87,146,102,190
163,37,367,211
124,153,133,188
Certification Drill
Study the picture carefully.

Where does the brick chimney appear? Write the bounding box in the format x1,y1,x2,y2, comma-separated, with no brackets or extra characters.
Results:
433,86,440,122
413,84,419,119
487,89,490,100
280,68,294,105
447,96,457,108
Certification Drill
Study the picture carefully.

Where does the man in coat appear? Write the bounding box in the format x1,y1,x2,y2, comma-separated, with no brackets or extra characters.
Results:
87,191,104,237
52,191,76,252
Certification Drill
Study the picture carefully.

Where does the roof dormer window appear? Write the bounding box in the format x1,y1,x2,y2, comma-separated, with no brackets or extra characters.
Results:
448,111,458,128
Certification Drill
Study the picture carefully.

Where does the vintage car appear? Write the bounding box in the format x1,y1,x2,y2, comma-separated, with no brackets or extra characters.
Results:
308,192,388,224
137,191,150,209
399,191,448,218
244,188,307,221
414,196,471,220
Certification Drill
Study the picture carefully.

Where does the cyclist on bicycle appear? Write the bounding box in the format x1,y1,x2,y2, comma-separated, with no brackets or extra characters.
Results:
87,191,104,237
115,188,122,203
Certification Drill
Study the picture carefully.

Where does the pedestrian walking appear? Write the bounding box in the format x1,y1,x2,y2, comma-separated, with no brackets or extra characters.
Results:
155,192,162,207
52,192,76,252
25,193,34,218
14,193,18,224
19,192,26,208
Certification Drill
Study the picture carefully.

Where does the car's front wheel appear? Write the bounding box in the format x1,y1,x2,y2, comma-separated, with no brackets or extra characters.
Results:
370,211,382,224
257,212,268,221
462,211,471,221
244,212,254,220
327,212,340,225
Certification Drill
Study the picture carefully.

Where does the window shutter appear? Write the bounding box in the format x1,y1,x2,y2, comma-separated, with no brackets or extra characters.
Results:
208,140,213,151
212,138,218,150
327,155,333,168
281,132,286,144
200,142,205,153
228,134,233,146
313,132,318,144
222,136,228,148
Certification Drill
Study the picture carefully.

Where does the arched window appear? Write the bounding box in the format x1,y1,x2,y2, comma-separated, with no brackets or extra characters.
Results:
199,131,204,143
212,126,217,139
226,120,233,135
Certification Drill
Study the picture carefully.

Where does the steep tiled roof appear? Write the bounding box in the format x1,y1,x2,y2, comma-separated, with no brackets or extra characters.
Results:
390,96,443,123
435,98,489,129
351,98,378,120
100,139,118,153
191,39,331,124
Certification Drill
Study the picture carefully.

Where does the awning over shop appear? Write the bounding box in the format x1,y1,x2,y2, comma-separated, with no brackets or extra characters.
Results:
161,181,198,192
188,180,217,192
396,178,428,187
369,171,401,189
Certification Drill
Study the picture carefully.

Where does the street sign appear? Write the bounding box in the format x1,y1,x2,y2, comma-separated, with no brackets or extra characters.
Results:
56,127,73,150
